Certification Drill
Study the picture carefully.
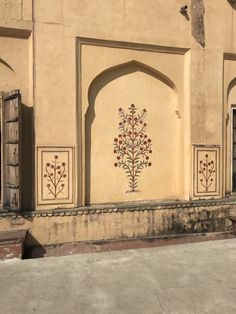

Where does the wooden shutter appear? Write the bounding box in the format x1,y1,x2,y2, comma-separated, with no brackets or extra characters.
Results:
3,90,22,211
0,93,2,207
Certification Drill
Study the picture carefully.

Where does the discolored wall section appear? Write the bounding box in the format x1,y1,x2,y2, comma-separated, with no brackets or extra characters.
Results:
0,202,232,246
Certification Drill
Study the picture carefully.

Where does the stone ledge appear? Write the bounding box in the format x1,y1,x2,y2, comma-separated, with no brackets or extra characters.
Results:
0,198,236,218
0,229,27,244
25,231,235,259
0,21,32,38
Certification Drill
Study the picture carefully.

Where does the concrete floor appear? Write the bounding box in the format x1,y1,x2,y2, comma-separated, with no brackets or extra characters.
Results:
0,239,236,314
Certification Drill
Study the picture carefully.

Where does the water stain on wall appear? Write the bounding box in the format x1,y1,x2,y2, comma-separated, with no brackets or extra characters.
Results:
191,0,206,47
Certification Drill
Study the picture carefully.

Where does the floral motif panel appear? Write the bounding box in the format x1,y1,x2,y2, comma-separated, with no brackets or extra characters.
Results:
37,147,74,206
193,145,220,198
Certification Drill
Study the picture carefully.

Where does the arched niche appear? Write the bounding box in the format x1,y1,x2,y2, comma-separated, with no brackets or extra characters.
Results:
85,60,180,204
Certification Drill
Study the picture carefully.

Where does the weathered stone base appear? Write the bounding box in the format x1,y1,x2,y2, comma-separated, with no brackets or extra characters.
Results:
0,199,234,255
25,231,235,259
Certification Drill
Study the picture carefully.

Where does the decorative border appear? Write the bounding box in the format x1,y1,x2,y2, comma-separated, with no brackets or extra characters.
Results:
0,198,235,218
37,147,74,206
193,145,220,198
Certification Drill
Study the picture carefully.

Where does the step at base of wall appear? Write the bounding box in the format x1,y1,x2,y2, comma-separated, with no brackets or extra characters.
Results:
0,230,28,260
24,231,235,259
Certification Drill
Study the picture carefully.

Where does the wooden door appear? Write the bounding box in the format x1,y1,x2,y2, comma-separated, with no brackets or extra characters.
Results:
3,90,22,211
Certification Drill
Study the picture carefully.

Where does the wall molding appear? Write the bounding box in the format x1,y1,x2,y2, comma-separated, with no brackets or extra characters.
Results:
0,198,235,218
0,24,32,39
76,37,190,56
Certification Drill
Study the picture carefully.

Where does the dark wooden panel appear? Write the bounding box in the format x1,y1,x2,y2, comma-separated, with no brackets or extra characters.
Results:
3,90,22,211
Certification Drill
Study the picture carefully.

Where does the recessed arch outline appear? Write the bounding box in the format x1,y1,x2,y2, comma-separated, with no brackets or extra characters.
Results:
87,60,178,105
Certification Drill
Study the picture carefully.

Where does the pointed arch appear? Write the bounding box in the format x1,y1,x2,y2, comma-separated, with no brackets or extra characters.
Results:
0,58,14,73
227,77,236,100
88,60,177,108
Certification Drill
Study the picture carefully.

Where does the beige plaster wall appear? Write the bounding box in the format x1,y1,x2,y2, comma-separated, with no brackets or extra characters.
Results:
32,0,236,207
1,0,236,209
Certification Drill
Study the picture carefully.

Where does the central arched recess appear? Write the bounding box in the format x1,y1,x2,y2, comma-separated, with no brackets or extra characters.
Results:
86,60,180,205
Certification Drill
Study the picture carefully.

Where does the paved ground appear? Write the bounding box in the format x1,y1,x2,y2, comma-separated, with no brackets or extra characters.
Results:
0,239,236,314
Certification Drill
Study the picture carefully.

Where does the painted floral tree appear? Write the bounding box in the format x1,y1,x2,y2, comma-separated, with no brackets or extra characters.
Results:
199,154,215,192
44,155,67,198
113,104,152,192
